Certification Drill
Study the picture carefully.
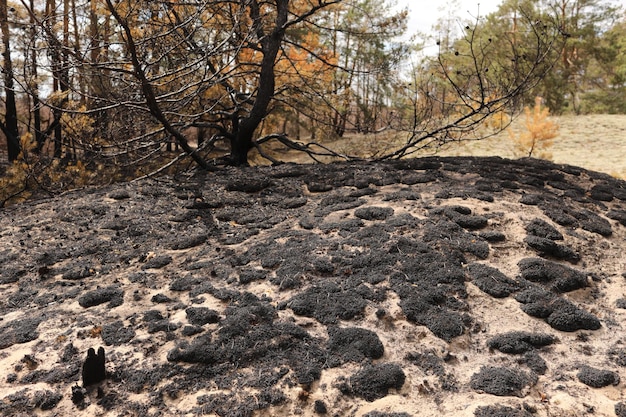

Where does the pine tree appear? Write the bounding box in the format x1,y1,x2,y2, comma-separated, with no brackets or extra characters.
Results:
509,97,558,159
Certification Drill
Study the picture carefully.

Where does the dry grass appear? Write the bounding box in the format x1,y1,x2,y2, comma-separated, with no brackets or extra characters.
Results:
251,114,626,179
425,114,626,179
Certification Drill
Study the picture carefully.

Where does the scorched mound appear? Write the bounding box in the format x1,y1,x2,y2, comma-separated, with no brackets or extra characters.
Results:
0,156,625,417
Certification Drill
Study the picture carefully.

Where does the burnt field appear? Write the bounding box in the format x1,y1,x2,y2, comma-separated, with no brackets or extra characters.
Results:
0,156,625,416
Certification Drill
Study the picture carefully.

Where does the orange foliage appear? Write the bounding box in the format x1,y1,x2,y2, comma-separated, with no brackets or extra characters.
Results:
509,97,558,159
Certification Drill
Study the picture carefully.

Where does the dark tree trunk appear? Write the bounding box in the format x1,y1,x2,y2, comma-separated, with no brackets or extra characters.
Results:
229,133,252,166
33,97,43,152
45,0,66,159
53,109,63,158
228,0,288,166
1,0,20,161
28,0,44,153
61,0,72,159
197,127,205,147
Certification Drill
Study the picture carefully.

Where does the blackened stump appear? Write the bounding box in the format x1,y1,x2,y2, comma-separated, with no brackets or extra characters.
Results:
82,347,106,387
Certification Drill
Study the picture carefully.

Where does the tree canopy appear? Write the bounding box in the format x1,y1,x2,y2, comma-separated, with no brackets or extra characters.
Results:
1,0,620,181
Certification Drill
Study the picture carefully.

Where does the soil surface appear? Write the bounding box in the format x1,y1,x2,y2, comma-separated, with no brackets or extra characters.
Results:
1,156,625,417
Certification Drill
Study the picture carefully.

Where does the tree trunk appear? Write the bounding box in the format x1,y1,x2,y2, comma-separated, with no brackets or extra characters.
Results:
45,0,62,158
30,0,44,153
89,0,110,142
0,0,20,161
62,0,72,160
229,134,252,166
197,127,205,147
71,0,86,107
229,0,289,166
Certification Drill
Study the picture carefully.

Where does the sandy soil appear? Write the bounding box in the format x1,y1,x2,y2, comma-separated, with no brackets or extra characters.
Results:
0,157,625,417
436,114,626,178
250,115,626,180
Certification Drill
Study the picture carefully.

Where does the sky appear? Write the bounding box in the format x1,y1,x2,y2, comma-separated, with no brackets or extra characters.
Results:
393,0,517,55
395,0,626,53
399,0,504,35
393,0,509,55
397,0,626,35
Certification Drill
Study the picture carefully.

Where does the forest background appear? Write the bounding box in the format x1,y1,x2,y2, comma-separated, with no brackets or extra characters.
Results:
1,0,625,205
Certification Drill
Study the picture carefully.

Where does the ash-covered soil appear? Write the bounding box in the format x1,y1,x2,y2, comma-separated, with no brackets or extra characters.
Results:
1,156,625,417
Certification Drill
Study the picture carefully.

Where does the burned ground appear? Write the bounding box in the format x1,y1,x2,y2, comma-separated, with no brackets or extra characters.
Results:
0,156,625,416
